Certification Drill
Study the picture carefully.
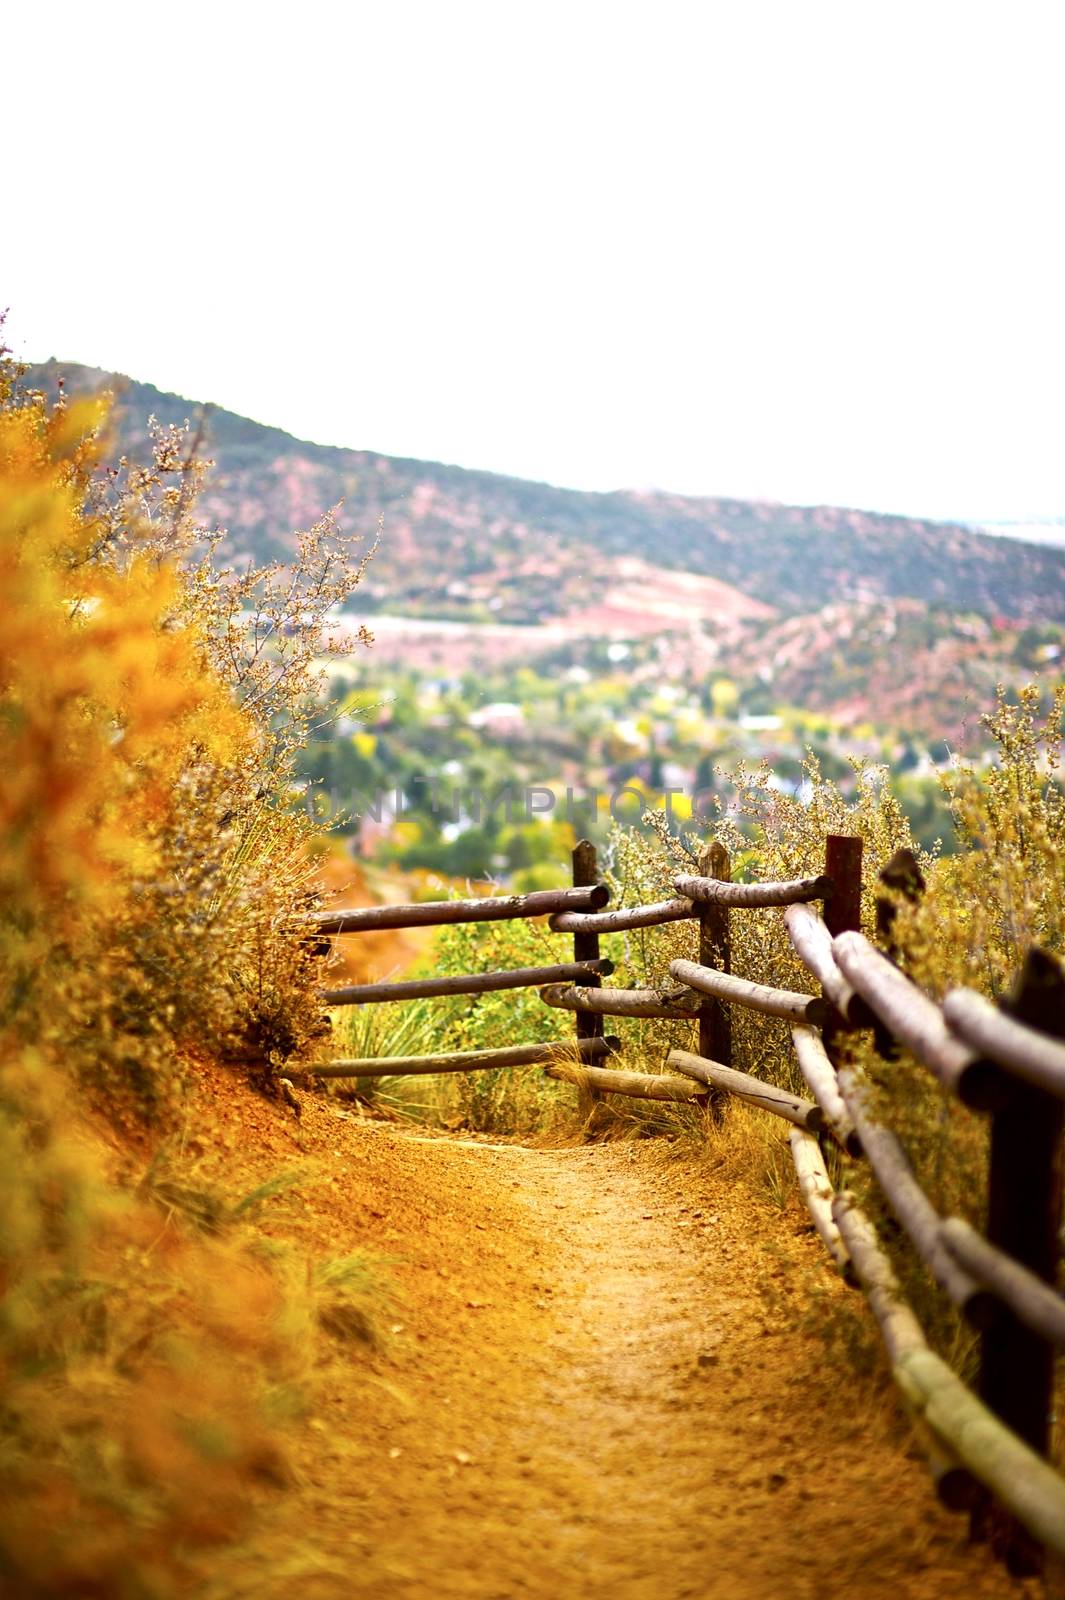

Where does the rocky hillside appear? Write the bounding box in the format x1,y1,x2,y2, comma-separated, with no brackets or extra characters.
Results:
26,360,1065,625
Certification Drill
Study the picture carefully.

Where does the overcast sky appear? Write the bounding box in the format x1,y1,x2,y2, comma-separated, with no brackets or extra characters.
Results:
5,2,1064,522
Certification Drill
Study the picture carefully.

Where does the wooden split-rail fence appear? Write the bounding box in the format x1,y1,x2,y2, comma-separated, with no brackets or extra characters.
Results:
297,834,1065,1578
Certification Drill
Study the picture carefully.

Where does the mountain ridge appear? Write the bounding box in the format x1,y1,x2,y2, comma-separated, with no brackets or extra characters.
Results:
25,359,1065,627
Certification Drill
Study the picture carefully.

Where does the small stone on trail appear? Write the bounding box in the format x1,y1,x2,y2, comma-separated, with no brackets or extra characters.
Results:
454,1450,473,1466
389,1447,402,1459
697,1352,719,1369
767,1472,787,1492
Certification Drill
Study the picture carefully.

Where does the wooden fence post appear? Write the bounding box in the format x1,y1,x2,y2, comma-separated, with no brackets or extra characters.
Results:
822,834,863,1059
697,843,731,1117
976,947,1065,1576
824,834,864,942
571,839,604,1117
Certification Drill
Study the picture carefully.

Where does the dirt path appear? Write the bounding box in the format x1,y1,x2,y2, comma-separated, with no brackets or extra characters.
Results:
199,1090,1021,1600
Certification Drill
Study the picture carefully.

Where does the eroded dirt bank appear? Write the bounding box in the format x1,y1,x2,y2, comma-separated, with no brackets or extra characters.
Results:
197,1084,1019,1600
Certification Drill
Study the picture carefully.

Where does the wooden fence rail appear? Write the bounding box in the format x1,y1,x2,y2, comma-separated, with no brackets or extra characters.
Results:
311,883,608,934
548,897,697,934
303,828,1065,1579
783,904,869,1028
832,931,1006,1109
668,958,828,1025
943,985,1065,1100
836,1067,998,1329
539,983,703,1019
790,1127,854,1283
668,1047,824,1131
294,1035,620,1079
320,959,613,1007
939,1219,1065,1348
790,1025,860,1154
544,1061,703,1102
674,871,832,907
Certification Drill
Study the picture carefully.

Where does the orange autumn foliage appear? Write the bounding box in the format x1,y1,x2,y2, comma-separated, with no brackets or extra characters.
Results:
0,372,248,954
0,344,379,1597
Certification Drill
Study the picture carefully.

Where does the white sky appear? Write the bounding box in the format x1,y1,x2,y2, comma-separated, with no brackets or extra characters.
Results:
5,2,1064,522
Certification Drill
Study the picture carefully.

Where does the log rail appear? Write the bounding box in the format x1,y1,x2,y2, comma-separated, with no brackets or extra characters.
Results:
293,1035,620,1079
311,883,608,934
321,959,614,1007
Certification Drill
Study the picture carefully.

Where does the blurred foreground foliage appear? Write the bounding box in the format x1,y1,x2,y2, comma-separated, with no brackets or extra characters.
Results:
0,343,380,1595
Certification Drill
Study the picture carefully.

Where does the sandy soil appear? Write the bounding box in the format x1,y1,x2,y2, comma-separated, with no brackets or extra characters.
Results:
190,1070,1023,1600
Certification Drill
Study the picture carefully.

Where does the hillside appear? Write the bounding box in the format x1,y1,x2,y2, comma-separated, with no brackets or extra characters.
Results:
26,360,1065,625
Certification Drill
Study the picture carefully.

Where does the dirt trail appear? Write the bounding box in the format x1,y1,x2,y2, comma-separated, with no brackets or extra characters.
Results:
200,1089,1020,1600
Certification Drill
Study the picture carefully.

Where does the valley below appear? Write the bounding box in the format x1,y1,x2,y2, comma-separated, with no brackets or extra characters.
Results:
27,359,1065,874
